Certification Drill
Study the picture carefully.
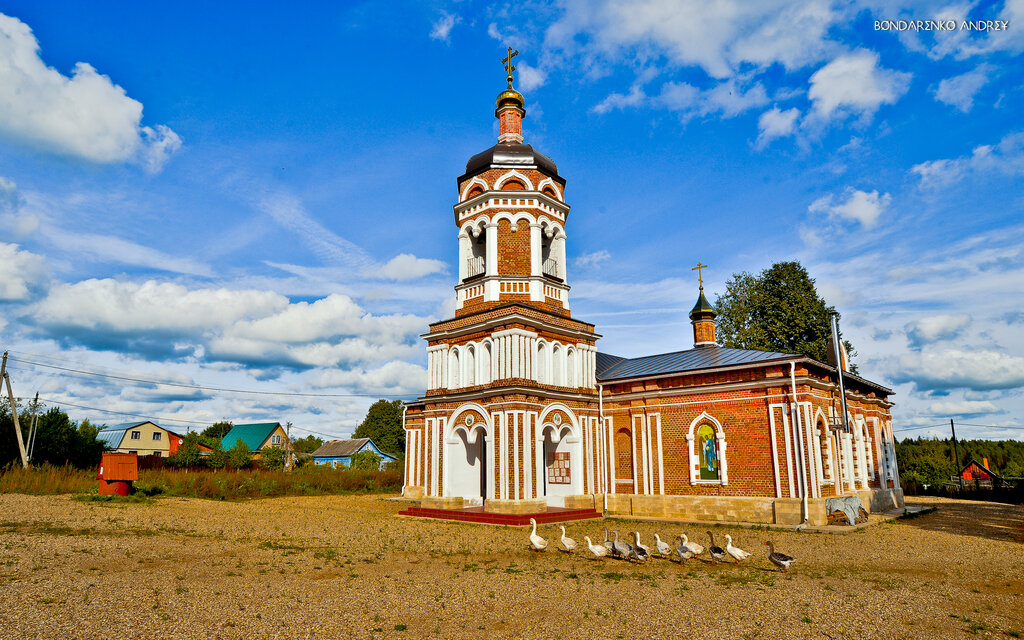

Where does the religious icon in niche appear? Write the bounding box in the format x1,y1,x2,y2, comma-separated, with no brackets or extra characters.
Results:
697,423,719,481
548,451,571,484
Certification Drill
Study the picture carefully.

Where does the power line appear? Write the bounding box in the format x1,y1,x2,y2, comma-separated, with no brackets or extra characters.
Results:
892,423,948,433
6,355,418,400
956,422,1024,430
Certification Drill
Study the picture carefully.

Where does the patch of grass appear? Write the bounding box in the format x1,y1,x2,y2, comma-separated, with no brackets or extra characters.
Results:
72,493,154,504
0,464,94,494
394,624,408,631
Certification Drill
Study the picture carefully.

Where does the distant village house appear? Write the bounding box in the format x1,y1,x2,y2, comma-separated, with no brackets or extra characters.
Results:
221,423,290,459
311,438,396,470
97,421,210,457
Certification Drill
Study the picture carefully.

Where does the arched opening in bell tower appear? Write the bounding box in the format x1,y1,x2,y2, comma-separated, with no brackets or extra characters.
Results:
467,228,486,280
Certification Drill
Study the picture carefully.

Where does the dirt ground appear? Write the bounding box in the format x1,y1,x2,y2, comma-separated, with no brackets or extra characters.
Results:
0,494,1021,640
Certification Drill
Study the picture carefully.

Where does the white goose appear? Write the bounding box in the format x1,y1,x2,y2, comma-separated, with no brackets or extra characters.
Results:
584,536,608,560
653,533,672,557
725,534,752,562
680,533,704,556
674,535,693,561
611,530,632,558
602,527,614,552
558,525,577,553
629,532,650,563
528,518,547,551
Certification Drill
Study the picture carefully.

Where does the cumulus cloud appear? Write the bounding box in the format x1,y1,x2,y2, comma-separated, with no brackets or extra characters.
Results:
933,64,993,112
912,132,1024,189
0,14,181,170
517,63,547,91
905,314,971,348
429,11,460,42
807,49,911,121
308,360,427,395
755,106,800,149
574,250,611,268
378,254,446,280
0,242,46,300
808,187,891,229
927,399,1002,417
595,79,767,120
892,349,1024,391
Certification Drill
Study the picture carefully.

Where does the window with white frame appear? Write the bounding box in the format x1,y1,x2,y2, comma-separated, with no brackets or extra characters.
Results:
687,413,728,485
130,431,141,440
271,435,281,445
152,432,161,441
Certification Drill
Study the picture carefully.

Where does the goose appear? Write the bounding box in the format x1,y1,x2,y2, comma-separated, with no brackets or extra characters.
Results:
584,536,608,560
680,533,704,556
724,534,752,562
602,527,614,552
611,530,632,559
674,535,693,561
706,531,727,563
766,541,796,572
629,532,650,562
558,525,577,553
653,533,672,557
528,518,547,551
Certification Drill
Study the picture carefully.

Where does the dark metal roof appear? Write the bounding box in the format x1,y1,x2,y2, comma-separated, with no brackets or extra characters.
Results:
596,346,800,381
689,290,716,319
463,143,560,180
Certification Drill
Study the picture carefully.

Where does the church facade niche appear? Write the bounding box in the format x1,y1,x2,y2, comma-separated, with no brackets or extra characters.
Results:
401,53,903,524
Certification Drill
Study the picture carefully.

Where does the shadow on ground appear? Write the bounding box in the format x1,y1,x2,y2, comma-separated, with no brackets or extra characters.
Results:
900,498,1024,544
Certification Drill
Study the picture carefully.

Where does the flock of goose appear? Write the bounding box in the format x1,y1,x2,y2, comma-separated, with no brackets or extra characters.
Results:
527,518,796,572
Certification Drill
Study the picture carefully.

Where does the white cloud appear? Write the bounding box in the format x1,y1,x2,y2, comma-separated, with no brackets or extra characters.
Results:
807,49,911,120
574,250,611,268
593,85,647,114
429,11,460,42
378,253,446,280
41,227,213,277
933,64,993,112
0,14,181,170
755,106,800,149
0,176,22,211
308,360,427,395
0,242,46,300
927,400,1001,417
808,187,891,229
258,192,375,272
596,79,767,120
893,349,1024,391
912,132,1024,189
905,314,971,347
517,63,547,91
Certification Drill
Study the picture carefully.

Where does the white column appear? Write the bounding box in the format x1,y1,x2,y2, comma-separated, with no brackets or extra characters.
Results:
529,222,542,277
631,417,639,494
458,232,470,281
511,333,521,378
608,418,617,494
524,412,533,499
555,232,567,280
655,415,664,495
485,223,498,277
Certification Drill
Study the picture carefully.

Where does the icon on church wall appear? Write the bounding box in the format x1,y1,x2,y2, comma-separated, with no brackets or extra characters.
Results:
697,423,719,481
464,414,475,427
548,451,571,484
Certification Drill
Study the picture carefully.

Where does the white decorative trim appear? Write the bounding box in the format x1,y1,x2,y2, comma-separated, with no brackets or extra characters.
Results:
459,176,489,201
537,177,563,201
494,169,535,191
686,412,728,486
491,210,534,232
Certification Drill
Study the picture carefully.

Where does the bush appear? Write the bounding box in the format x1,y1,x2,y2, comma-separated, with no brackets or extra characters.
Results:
226,439,252,470
166,433,205,469
259,446,285,471
206,441,228,469
350,449,382,470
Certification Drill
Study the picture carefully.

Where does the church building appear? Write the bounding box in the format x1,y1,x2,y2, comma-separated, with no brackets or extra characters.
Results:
401,53,904,526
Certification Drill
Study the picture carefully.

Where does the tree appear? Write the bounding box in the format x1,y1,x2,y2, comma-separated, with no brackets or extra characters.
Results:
259,446,285,471
226,438,252,469
350,449,382,470
353,399,404,455
167,432,204,468
292,434,324,454
714,261,857,371
202,421,233,439
205,440,228,469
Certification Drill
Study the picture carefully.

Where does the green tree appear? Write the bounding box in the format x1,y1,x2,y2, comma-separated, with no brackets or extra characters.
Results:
715,261,857,372
201,421,233,440
205,440,228,469
21,407,105,469
349,449,382,470
0,397,30,467
259,445,285,471
167,432,204,468
353,399,404,455
292,434,324,454
226,438,252,469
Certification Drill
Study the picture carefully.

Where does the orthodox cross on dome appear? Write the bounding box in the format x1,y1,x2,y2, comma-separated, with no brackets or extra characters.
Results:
502,46,519,87
691,262,709,291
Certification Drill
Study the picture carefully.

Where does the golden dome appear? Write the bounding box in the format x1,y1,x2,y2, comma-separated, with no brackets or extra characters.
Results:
496,87,525,110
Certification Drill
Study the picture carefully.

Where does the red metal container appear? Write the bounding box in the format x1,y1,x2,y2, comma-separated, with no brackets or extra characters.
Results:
97,452,138,496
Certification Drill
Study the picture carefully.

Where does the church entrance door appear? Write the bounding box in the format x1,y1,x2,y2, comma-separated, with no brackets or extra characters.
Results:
447,426,487,506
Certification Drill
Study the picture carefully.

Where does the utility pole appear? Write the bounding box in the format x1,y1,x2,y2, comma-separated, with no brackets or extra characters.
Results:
27,392,40,462
951,418,964,491
1,351,29,468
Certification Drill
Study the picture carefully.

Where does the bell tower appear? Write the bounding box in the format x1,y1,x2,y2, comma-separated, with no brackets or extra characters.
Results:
453,47,571,317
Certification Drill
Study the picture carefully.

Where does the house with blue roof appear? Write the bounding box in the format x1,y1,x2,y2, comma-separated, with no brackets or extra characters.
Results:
311,438,396,470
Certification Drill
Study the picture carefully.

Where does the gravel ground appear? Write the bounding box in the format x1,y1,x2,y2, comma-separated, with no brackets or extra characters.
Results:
0,494,1021,639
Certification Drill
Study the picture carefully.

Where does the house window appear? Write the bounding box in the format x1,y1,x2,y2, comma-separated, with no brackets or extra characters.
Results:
130,431,141,440
152,432,162,441
271,435,281,445
128,450,138,455
152,451,161,457
697,424,719,481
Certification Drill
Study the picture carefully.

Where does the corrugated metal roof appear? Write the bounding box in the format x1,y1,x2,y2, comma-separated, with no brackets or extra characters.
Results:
311,438,397,459
222,423,280,451
96,428,128,449
104,421,150,431
596,346,800,381
595,352,626,377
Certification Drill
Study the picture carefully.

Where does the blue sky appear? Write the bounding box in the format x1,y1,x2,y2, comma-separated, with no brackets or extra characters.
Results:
0,1,1021,441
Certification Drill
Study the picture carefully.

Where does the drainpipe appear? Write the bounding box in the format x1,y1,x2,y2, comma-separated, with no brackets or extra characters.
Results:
790,362,809,524
599,382,607,515
400,404,408,497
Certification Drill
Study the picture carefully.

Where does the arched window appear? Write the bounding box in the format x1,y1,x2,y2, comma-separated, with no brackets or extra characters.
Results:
536,342,548,384
615,428,633,484
697,424,719,481
566,348,576,387
501,179,525,191
552,344,563,386
480,342,491,385
449,349,460,389
687,413,728,485
467,185,484,198
465,344,476,387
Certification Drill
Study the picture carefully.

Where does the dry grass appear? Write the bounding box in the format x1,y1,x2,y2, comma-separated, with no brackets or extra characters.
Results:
0,494,1021,639
0,465,94,494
